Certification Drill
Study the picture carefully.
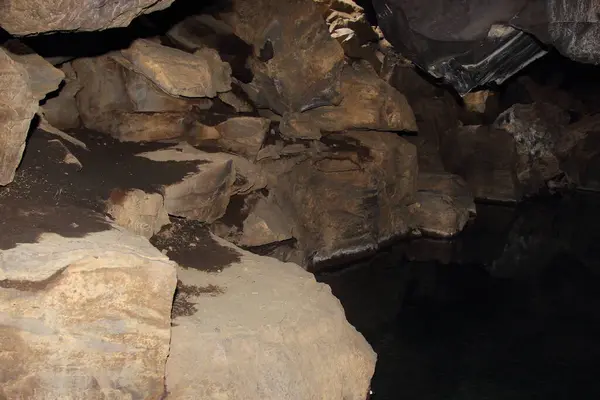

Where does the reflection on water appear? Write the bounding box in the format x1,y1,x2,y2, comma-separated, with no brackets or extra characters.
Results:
317,192,600,400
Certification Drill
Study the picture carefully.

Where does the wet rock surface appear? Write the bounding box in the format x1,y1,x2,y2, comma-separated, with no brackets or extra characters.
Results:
319,191,600,400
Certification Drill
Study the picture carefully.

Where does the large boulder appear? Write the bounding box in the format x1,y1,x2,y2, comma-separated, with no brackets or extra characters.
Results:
150,222,376,400
117,39,232,98
271,131,418,267
0,203,176,398
0,48,38,185
2,40,65,101
73,51,215,142
221,0,346,114
0,0,175,35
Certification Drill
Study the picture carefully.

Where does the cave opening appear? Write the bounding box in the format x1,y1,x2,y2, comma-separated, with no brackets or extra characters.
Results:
1,0,600,399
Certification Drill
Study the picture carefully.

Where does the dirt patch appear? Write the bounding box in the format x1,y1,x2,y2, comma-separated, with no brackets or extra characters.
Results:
171,279,226,319
1,129,203,214
0,267,67,292
0,201,112,250
150,218,242,272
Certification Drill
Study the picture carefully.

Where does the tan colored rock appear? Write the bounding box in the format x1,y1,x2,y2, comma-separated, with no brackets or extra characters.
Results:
102,111,191,142
105,188,170,239
137,142,267,222
2,40,65,101
216,116,270,159
222,0,345,114
0,48,38,185
0,205,176,399
165,234,376,399
211,192,294,247
119,39,232,98
463,90,493,114
73,54,211,141
0,0,175,35
41,63,82,130
284,61,417,133
411,172,476,237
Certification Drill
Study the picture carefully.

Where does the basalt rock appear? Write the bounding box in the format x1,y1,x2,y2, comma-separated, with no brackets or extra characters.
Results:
73,53,213,142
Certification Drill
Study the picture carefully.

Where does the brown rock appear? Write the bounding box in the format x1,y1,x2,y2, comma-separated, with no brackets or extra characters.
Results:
463,90,495,114
119,39,232,98
73,54,212,141
0,208,176,398
216,116,270,159
41,63,82,130
211,192,294,248
222,0,345,114
218,90,254,113
2,40,65,101
283,61,417,133
0,0,175,35
272,131,417,267
411,172,476,237
0,48,38,185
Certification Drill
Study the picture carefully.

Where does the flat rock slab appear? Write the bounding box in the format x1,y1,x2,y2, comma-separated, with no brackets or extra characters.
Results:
119,39,232,98
154,225,376,400
0,48,38,186
0,203,176,399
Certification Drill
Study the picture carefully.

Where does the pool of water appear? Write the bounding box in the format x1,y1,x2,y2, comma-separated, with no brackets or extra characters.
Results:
317,192,600,400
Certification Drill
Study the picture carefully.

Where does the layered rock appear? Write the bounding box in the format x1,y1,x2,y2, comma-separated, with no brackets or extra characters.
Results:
411,172,476,237
136,142,267,223
0,204,176,398
72,42,228,142
270,131,418,266
281,61,417,136
0,0,176,35
221,0,346,114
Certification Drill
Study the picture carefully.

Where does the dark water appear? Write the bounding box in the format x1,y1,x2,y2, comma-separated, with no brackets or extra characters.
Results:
317,192,600,400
